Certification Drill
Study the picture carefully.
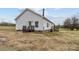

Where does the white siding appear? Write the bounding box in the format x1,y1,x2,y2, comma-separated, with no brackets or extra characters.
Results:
16,10,54,31
43,20,54,30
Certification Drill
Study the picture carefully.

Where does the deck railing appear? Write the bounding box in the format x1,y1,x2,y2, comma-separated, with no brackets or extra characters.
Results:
22,26,34,32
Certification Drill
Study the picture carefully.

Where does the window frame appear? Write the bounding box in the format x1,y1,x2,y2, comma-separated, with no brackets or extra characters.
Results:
29,21,32,26
47,23,49,27
35,21,39,28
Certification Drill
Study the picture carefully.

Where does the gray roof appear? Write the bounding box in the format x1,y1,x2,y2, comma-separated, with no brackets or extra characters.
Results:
15,8,55,25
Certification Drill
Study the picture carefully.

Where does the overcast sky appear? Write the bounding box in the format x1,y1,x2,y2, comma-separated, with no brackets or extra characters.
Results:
0,8,79,25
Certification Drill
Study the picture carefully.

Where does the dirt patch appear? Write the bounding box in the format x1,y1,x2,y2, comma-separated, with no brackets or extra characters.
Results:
0,26,79,50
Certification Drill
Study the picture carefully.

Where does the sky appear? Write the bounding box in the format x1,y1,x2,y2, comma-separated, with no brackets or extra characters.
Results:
0,8,79,25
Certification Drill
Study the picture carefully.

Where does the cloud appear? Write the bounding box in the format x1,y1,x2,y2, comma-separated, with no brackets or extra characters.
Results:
30,8,42,15
47,15,70,25
31,8,50,17
0,14,16,23
30,8,42,11
17,8,49,16
53,8,62,11
17,8,25,12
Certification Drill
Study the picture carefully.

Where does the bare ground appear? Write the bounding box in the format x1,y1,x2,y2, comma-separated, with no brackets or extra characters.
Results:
0,26,79,51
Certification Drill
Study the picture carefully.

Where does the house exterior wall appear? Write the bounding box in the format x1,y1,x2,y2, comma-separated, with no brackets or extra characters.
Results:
43,20,54,30
16,10,54,31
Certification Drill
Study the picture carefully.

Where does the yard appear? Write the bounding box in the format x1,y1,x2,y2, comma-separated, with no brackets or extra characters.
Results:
0,26,79,51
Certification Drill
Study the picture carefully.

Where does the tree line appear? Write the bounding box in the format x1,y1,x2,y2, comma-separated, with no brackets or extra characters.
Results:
63,16,79,30
0,22,15,26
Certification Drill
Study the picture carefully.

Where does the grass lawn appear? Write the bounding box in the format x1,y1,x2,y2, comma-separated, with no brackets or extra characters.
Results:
0,26,15,31
0,26,79,51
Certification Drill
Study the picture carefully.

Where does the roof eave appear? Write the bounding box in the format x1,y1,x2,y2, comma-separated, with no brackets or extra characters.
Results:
15,8,55,25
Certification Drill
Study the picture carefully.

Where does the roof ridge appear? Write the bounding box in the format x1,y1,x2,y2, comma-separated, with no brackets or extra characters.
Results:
15,8,55,25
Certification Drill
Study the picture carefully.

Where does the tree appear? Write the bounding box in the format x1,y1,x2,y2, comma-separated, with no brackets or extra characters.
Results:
64,18,71,29
0,22,15,26
71,17,79,30
64,16,79,30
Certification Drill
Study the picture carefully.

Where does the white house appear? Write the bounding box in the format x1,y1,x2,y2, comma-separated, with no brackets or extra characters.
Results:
15,8,55,31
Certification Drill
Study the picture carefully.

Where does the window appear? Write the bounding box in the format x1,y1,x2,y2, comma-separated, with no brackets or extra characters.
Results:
35,21,39,27
29,21,31,26
47,23,49,27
